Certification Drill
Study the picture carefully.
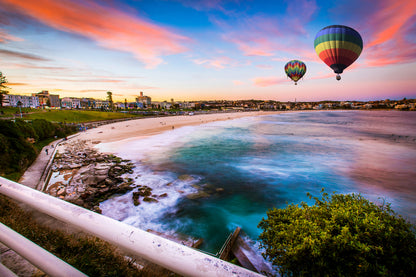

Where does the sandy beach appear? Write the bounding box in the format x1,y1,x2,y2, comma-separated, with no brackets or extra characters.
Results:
72,111,282,144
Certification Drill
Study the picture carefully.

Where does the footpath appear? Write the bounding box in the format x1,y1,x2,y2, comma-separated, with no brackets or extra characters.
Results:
1,136,76,277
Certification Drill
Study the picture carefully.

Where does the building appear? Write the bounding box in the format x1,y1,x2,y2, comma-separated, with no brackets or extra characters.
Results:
5,94,39,108
32,91,60,107
136,91,151,107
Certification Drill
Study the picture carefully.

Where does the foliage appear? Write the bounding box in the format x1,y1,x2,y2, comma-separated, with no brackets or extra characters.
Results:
258,190,416,276
0,119,76,180
0,195,142,277
0,71,9,107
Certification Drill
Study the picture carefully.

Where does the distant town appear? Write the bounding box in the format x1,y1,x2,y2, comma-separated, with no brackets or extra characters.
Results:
3,90,415,112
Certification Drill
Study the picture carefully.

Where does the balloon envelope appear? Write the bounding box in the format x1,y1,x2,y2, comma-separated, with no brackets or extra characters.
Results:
284,60,307,85
314,25,363,78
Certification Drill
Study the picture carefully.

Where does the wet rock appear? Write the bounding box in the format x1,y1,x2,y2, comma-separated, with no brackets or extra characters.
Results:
178,175,193,181
158,193,168,198
143,197,159,203
186,191,210,200
132,192,141,206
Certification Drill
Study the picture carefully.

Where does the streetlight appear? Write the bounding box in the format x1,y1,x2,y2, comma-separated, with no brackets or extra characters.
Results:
17,101,22,118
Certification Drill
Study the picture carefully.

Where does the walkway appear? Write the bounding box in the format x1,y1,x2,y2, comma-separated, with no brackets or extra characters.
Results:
2,136,76,276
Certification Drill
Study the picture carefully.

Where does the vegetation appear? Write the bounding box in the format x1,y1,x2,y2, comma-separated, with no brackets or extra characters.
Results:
0,119,76,180
0,71,9,107
258,190,416,276
0,195,142,276
21,109,138,123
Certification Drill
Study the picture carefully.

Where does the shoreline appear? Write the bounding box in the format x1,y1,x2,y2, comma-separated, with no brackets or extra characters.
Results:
70,111,284,145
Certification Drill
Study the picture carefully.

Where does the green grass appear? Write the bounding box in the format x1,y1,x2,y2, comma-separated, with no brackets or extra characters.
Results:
25,110,140,123
0,107,35,117
0,195,143,276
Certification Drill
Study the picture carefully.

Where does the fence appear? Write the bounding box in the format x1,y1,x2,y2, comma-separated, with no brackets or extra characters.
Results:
0,177,263,277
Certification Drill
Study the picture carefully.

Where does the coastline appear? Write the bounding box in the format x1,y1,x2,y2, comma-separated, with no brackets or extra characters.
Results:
71,111,283,145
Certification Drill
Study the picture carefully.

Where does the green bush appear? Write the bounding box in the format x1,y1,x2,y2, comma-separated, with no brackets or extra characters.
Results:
258,190,416,276
0,119,76,179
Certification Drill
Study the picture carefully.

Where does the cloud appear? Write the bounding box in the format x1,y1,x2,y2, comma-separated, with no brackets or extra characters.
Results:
0,29,23,42
253,76,287,87
0,49,50,61
1,0,189,68
233,80,244,86
7,82,27,86
192,56,235,69
363,0,416,66
329,0,416,67
220,0,318,59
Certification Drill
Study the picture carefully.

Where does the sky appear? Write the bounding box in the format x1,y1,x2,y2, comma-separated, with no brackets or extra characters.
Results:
0,0,415,102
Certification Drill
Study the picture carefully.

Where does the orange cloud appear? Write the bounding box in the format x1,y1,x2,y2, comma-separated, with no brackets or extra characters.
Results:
367,0,416,48
364,0,416,66
2,0,189,68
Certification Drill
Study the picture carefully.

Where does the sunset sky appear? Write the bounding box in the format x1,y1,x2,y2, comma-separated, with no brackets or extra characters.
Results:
0,0,415,102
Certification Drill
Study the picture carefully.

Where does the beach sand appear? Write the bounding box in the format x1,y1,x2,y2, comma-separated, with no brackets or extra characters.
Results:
71,111,282,144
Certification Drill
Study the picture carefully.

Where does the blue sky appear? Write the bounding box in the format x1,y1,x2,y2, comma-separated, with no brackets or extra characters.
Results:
0,0,415,102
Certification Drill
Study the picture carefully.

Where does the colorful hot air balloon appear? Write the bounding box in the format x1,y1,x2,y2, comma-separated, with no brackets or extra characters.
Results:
314,25,363,80
284,60,307,85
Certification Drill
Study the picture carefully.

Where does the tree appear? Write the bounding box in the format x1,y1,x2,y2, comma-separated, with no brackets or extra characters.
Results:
258,190,416,276
0,71,9,108
124,98,127,111
107,91,113,110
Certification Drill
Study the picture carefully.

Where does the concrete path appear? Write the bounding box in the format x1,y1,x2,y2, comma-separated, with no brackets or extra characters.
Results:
19,141,60,191
2,136,79,276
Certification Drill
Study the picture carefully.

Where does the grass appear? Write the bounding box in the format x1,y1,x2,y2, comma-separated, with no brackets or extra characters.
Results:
0,107,141,123
0,195,178,276
0,195,142,276
24,109,140,123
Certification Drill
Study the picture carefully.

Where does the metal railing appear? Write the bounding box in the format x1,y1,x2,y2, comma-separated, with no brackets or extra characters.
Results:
0,177,263,277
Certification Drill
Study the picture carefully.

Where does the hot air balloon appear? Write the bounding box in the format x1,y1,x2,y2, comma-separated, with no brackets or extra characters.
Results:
284,60,307,85
314,25,363,80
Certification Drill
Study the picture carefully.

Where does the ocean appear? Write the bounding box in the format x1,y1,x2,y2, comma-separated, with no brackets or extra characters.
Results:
97,110,416,253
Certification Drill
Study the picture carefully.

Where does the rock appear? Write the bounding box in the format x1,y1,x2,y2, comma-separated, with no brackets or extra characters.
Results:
132,192,141,206
57,187,66,196
138,186,152,197
186,191,210,200
83,175,108,187
158,193,168,198
143,197,159,203
178,175,193,181
93,206,102,214
216,188,224,192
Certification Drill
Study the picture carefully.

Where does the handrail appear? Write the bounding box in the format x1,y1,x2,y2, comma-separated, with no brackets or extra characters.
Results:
0,222,87,277
0,177,264,277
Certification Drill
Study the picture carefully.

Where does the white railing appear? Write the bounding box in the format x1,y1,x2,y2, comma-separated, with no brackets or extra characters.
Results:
0,222,87,277
0,177,264,277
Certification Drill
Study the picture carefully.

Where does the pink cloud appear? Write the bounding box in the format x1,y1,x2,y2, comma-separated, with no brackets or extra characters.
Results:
1,0,189,68
363,0,416,66
233,80,244,86
253,76,287,87
0,29,23,42
192,56,235,69
221,0,317,59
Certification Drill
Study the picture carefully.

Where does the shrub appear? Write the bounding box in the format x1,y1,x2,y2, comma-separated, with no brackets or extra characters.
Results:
258,190,416,276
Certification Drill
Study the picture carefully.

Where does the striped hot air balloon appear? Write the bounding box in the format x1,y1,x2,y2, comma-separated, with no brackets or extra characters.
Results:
284,60,307,85
314,25,363,80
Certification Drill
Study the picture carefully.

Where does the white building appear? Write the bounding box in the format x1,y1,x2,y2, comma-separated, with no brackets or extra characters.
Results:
6,94,40,108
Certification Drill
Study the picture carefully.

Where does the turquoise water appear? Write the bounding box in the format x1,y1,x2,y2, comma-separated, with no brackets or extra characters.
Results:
99,111,416,253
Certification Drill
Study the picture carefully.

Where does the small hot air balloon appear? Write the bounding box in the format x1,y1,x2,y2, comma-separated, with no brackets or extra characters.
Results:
284,60,307,85
314,25,363,80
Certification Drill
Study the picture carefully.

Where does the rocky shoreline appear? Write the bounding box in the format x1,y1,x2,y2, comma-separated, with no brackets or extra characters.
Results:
47,139,226,215
47,140,164,213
